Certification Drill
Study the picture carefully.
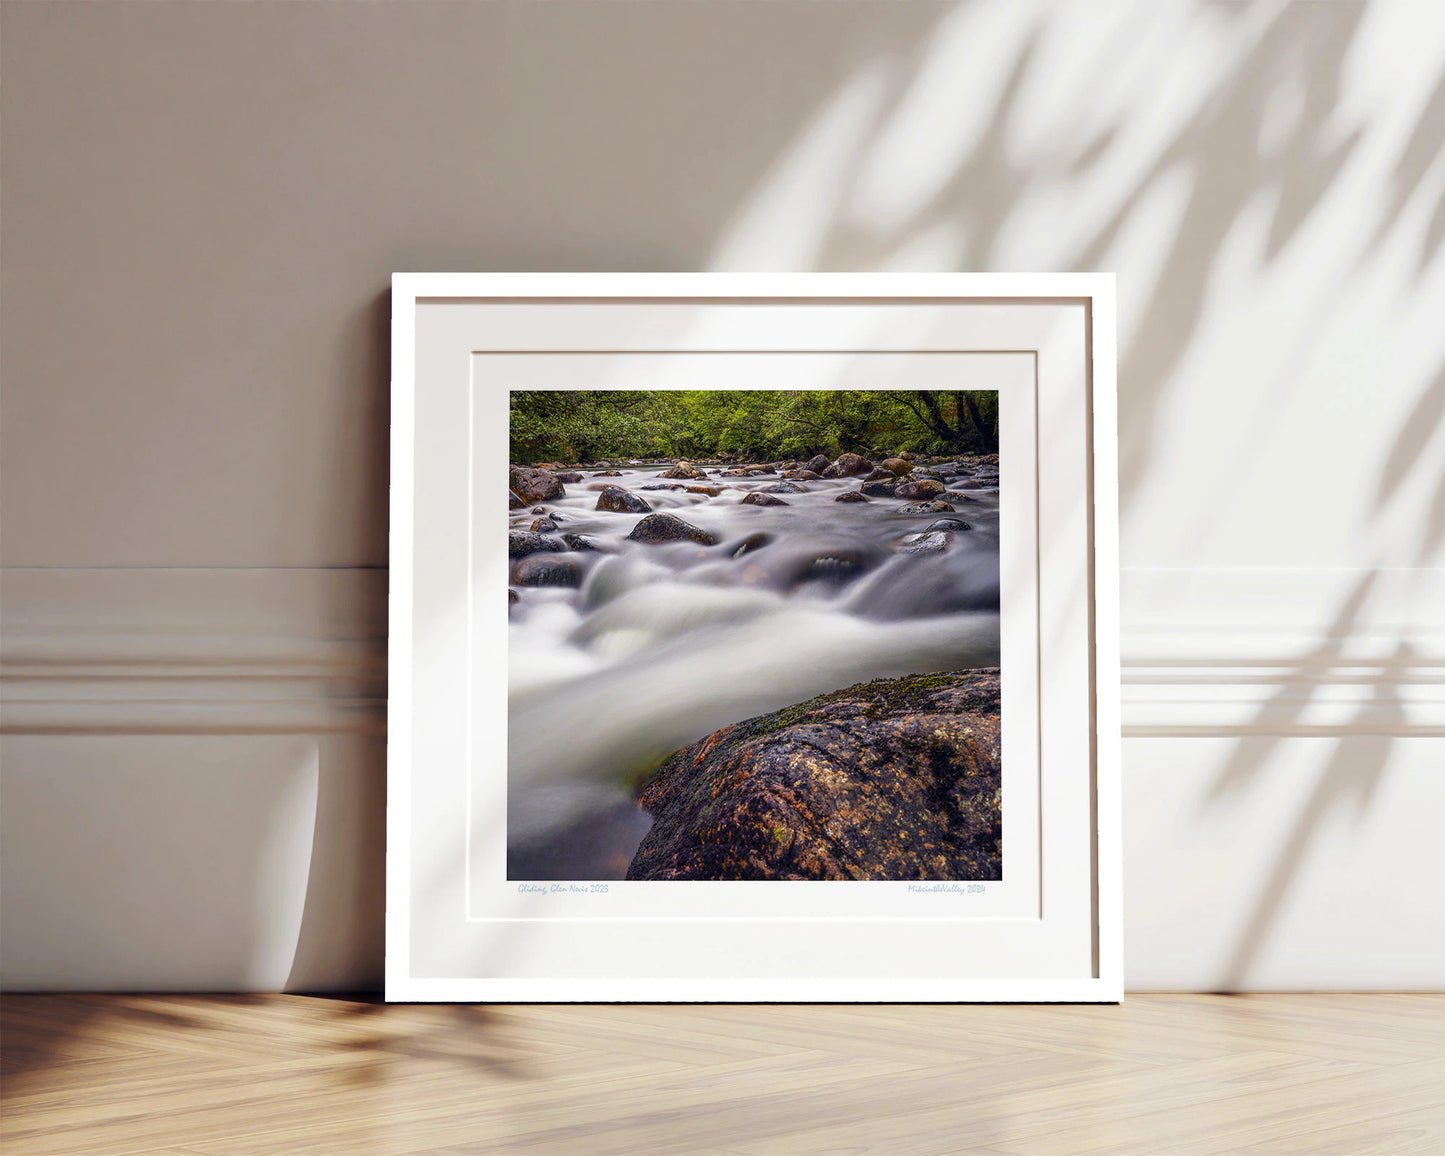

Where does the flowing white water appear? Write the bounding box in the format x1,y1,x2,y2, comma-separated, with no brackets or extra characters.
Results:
507,461,1000,878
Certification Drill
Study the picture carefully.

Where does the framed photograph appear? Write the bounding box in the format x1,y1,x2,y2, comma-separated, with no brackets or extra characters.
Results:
387,274,1120,1002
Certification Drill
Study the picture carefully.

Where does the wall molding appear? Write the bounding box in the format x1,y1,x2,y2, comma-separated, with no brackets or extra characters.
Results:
1,567,388,734
1119,566,1445,736
4,565,1442,736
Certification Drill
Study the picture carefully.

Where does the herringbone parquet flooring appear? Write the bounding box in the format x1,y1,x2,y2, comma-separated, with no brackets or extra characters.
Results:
1,994,1441,1155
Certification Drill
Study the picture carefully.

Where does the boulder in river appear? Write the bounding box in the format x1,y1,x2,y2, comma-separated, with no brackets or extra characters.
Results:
508,490,526,510
803,453,831,474
898,531,954,555
835,490,869,503
742,492,789,507
509,466,565,504
641,482,685,491
659,460,708,480
861,479,899,498
956,479,998,490
895,477,946,501
898,500,955,514
529,516,558,533
923,518,972,533
686,484,724,496
596,485,653,514
509,530,566,559
626,670,1002,881
554,471,584,484
781,469,822,480
879,457,913,476
511,554,582,587
822,452,874,477
730,531,773,558
561,532,601,552
762,481,807,494
594,469,623,477
626,512,719,546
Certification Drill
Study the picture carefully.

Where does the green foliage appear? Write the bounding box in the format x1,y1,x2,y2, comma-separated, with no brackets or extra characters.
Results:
509,389,999,465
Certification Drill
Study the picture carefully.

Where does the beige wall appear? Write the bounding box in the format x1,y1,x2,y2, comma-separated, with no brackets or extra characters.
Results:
3,0,1442,990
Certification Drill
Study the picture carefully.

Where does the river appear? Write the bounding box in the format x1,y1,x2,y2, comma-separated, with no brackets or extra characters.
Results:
507,460,1001,879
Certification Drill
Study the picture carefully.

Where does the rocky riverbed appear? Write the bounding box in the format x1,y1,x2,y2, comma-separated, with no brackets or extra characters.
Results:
505,451,1001,880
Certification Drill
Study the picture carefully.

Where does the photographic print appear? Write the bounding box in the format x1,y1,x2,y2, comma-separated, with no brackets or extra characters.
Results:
506,388,1003,883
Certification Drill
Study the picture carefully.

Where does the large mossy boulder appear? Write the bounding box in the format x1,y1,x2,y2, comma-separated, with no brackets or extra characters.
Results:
509,466,565,504
626,512,719,546
626,670,1002,881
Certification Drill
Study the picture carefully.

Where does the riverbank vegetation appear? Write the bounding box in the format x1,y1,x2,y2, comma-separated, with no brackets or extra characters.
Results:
509,389,999,465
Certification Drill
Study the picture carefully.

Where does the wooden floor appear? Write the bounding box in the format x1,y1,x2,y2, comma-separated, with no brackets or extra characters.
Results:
1,995,1441,1155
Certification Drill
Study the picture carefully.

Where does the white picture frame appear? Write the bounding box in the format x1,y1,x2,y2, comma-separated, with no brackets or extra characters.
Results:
387,273,1120,1002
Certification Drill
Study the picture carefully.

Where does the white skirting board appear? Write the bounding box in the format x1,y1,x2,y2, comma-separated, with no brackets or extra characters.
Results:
2,565,1441,990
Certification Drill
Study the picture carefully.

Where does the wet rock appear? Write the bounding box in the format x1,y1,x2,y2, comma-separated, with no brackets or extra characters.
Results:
860,479,899,498
529,516,558,533
626,670,1002,882
509,530,566,559
719,469,749,477
797,552,872,584
743,464,776,475
822,452,874,478
596,486,653,514
879,457,913,476
594,469,623,477
562,532,601,552
835,490,869,503
898,450,918,461
686,484,724,496
730,531,773,558
659,460,708,480
863,467,894,483
641,482,685,491
956,479,997,490
896,478,946,501
511,554,582,587
554,471,584,484
898,531,954,555
731,540,883,591
509,467,565,504
898,500,955,514
509,490,526,510
627,512,719,546
762,481,807,495
742,492,789,506
782,469,822,481
803,453,831,474
923,518,972,533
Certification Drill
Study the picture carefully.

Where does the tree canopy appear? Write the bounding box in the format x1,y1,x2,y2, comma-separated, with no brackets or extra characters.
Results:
510,389,999,464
